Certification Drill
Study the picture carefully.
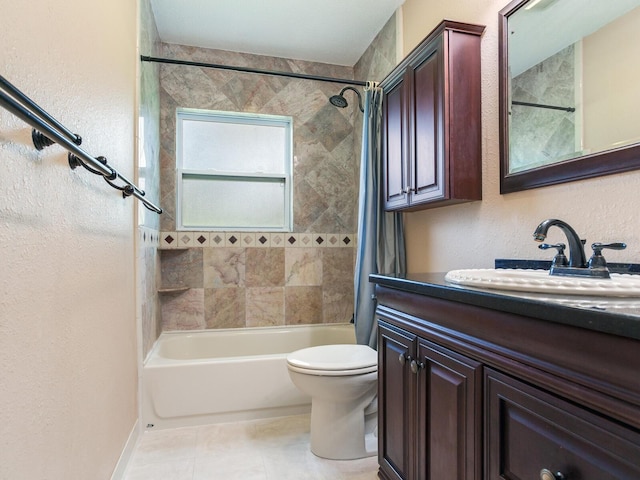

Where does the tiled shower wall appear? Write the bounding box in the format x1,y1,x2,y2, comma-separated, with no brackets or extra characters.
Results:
509,44,576,172
155,14,397,332
159,236,356,329
138,0,162,358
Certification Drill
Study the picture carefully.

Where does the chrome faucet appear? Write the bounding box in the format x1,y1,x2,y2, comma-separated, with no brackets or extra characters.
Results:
533,219,627,278
533,219,587,269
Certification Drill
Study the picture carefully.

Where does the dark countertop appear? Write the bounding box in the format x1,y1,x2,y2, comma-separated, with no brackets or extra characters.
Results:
370,272,640,341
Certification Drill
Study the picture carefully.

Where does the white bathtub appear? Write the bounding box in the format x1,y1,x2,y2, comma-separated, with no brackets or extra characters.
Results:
142,323,356,429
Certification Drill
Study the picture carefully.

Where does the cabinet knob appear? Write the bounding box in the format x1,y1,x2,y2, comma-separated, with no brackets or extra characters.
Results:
540,469,566,480
398,353,409,366
410,359,424,374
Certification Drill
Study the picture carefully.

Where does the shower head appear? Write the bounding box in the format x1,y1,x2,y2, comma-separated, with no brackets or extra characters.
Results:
329,94,349,108
329,86,364,112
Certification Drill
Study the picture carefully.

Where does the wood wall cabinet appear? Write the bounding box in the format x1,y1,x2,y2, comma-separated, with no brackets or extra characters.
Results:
381,20,484,211
373,282,640,480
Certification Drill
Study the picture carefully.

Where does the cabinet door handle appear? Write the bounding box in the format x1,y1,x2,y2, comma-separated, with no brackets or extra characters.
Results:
398,353,412,366
402,187,415,194
410,359,424,374
540,469,566,480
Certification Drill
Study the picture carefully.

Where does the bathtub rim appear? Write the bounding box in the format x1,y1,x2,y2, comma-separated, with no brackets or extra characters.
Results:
145,322,356,365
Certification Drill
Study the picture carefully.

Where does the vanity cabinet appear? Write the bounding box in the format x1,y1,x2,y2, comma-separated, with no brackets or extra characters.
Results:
381,20,484,211
373,278,640,480
379,321,481,480
486,369,640,479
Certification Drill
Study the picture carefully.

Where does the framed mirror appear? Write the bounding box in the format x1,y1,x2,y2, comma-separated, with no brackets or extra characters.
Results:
499,0,640,193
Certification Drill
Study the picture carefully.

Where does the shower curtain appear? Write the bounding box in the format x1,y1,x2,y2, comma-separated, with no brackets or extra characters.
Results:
354,83,406,349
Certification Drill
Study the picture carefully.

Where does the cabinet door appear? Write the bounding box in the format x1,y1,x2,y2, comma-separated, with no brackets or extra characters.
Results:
409,38,445,206
378,321,417,480
382,71,410,210
486,369,640,480
416,339,482,480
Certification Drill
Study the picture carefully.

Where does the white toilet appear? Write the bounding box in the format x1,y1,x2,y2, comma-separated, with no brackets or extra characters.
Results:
286,344,378,460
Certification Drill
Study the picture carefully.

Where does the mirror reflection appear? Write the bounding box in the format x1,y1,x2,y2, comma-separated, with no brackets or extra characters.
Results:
503,0,640,176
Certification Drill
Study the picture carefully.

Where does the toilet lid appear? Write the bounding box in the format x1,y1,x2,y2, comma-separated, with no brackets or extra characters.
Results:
287,344,377,373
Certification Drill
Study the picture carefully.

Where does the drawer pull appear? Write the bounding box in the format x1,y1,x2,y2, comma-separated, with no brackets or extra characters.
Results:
540,469,566,480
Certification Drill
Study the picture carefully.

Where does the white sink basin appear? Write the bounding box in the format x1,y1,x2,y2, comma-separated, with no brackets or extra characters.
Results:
444,268,640,297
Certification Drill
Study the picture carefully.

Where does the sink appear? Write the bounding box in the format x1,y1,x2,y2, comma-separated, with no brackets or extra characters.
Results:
444,268,640,297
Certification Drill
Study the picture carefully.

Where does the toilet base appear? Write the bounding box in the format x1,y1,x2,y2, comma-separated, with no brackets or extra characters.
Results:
309,397,378,460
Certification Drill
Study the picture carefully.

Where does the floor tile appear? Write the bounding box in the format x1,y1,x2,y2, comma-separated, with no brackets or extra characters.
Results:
122,414,379,480
123,458,194,480
129,427,198,467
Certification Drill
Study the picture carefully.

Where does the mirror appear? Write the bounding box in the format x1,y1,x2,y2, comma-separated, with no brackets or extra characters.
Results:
499,0,640,193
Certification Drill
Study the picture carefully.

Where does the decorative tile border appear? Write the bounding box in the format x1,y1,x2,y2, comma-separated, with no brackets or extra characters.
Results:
160,232,356,249
138,226,160,247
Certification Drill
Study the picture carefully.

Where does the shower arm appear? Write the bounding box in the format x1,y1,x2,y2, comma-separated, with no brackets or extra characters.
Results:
339,86,364,113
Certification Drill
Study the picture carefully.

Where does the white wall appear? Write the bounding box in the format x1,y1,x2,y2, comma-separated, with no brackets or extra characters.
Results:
400,0,640,272
0,0,139,478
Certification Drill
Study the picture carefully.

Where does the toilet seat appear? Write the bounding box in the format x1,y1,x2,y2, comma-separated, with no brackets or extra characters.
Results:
287,344,377,376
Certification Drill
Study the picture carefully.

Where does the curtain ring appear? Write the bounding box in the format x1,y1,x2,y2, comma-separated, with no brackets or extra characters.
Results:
365,81,380,91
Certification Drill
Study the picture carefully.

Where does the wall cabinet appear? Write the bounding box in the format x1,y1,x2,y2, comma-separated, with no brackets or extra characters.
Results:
374,284,640,480
381,20,484,211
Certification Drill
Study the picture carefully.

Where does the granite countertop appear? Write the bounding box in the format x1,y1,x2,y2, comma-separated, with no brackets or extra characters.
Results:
370,272,640,341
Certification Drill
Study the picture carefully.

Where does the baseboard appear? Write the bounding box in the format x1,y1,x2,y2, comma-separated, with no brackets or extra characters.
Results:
110,419,140,480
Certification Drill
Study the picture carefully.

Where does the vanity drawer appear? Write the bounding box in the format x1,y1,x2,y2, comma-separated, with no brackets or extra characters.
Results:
485,369,640,480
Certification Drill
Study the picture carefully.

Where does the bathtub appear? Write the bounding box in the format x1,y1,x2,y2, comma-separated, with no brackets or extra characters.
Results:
142,323,356,430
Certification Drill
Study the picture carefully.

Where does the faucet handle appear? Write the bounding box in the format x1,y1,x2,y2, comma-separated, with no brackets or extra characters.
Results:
538,243,568,267
588,242,627,270
592,242,626,252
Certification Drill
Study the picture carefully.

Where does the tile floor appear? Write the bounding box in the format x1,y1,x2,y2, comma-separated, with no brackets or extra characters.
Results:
122,414,379,480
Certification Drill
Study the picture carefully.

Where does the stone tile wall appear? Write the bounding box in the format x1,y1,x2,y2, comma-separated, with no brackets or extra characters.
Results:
510,44,577,172
156,13,397,331
138,0,162,358
159,242,355,330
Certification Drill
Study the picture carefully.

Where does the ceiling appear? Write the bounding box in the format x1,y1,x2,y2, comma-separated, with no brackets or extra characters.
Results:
150,0,404,67
509,0,640,76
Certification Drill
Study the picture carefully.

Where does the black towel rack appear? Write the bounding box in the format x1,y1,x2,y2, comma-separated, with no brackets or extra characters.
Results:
0,74,162,214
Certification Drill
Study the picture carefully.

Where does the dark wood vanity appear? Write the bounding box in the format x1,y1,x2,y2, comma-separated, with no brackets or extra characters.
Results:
372,273,640,480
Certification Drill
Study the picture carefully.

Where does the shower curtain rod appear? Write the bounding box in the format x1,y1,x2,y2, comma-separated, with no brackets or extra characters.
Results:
0,74,162,214
512,100,575,113
140,55,367,87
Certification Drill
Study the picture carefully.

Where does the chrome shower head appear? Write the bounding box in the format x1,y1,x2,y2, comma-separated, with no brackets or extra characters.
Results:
329,86,364,112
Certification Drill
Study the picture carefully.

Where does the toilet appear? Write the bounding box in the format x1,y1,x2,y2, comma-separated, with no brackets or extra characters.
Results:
286,344,378,460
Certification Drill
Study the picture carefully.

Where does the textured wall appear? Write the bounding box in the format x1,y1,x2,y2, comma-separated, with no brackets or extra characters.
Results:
156,15,397,331
401,0,640,272
0,0,139,477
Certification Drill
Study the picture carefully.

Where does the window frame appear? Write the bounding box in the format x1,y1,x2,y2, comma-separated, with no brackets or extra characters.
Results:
175,108,293,232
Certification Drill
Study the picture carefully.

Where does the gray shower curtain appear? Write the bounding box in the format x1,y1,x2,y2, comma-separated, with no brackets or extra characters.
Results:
354,84,406,349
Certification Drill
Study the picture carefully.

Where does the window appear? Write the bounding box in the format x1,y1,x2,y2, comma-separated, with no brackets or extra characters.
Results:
176,109,293,231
